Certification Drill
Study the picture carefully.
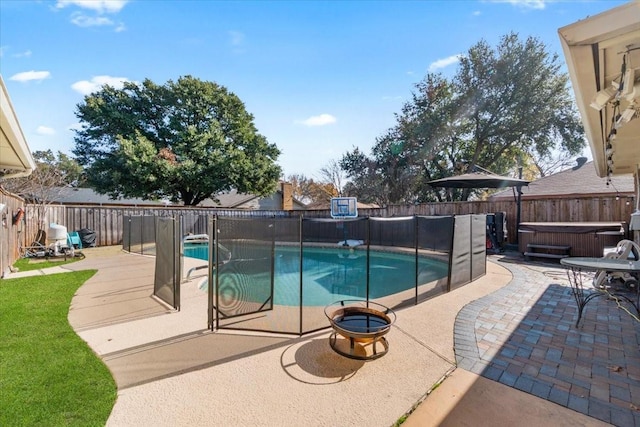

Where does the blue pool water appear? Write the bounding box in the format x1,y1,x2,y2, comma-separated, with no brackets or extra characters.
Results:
185,243,448,307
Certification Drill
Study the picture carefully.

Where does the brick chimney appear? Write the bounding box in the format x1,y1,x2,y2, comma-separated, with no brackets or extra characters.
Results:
281,182,293,210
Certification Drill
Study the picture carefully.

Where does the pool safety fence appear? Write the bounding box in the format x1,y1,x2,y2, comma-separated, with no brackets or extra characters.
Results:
207,215,485,335
122,215,157,255
124,213,487,335
122,212,291,255
154,217,181,310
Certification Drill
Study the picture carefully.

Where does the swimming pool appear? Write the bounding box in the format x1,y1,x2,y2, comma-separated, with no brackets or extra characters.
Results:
185,243,448,307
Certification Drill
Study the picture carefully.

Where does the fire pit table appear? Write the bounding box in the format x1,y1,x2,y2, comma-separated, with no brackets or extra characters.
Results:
324,300,396,360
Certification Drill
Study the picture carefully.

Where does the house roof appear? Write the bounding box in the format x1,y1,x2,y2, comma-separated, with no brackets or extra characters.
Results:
44,187,172,206
197,189,262,208
0,75,35,179
44,186,307,209
198,188,307,209
305,200,379,210
558,2,640,178
490,159,634,200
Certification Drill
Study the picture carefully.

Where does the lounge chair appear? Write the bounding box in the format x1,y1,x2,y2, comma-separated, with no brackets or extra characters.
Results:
593,239,640,290
63,232,85,259
67,231,82,249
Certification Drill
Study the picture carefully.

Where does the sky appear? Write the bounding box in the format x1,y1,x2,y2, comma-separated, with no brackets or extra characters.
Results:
0,0,631,179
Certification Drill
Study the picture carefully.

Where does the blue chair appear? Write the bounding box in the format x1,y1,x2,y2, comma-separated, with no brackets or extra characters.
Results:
68,231,82,249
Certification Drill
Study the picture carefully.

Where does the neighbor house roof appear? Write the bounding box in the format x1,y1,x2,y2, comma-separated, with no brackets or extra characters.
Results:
490,159,634,200
42,187,171,206
198,184,307,210
304,200,379,210
197,189,267,208
42,186,307,210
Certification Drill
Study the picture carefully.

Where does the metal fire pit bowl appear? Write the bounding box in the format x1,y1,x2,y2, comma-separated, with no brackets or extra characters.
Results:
324,300,396,360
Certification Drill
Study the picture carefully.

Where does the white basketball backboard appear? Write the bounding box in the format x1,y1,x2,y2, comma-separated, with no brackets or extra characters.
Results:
330,197,358,218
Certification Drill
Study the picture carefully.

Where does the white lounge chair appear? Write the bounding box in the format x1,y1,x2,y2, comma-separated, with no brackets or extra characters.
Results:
593,239,640,290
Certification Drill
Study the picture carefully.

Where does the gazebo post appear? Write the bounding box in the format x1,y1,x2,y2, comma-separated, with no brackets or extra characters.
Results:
515,185,523,246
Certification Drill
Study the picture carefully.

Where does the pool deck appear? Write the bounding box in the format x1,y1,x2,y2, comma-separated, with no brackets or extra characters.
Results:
6,246,639,426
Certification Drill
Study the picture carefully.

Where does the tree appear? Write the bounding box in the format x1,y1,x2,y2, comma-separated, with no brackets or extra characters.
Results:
286,173,338,206
318,160,346,197
341,33,585,203
73,75,281,206
287,174,308,202
527,151,576,178
3,150,83,230
340,146,397,206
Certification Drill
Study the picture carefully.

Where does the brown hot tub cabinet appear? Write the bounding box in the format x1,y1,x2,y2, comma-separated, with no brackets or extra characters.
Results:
518,222,627,259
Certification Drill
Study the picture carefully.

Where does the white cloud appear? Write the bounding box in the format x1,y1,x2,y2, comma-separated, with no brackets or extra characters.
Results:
228,31,246,54
70,13,114,27
56,1,127,29
486,0,548,10
297,114,337,127
228,31,245,46
9,70,51,82
428,54,463,72
56,0,128,14
71,75,131,95
472,10,482,16
0,47,33,59
13,50,32,58
36,126,56,135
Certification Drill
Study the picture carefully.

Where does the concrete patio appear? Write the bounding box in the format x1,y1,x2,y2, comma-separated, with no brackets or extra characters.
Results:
9,246,638,426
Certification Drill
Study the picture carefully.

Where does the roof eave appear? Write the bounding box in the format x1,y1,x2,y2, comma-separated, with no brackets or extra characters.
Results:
0,75,35,180
558,2,640,178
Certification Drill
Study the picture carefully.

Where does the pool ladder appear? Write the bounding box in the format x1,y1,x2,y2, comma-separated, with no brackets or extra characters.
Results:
186,264,208,281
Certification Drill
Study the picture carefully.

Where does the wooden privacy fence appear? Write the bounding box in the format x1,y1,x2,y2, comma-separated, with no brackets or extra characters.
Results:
19,205,294,248
1,188,26,276
20,195,635,248
356,196,635,243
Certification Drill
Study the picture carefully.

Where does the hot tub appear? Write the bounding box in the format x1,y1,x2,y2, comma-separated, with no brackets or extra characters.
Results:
518,222,627,258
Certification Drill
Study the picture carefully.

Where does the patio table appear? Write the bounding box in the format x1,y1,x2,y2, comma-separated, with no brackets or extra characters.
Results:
560,257,640,326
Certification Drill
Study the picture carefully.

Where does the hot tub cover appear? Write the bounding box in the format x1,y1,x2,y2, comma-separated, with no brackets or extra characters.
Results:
518,222,625,234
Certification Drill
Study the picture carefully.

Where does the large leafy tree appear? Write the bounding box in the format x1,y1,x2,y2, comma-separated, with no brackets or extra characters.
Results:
341,33,585,203
341,146,395,206
73,76,281,206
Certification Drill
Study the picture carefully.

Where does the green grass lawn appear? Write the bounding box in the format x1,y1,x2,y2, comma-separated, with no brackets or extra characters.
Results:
0,271,117,426
12,256,83,273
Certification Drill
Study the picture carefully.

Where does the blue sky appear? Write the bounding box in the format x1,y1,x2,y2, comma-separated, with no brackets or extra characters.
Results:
0,0,630,179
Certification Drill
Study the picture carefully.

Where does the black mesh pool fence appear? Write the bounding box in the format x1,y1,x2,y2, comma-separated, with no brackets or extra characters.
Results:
125,214,485,336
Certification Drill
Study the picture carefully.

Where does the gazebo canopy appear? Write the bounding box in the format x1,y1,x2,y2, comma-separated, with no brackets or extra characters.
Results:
427,172,529,190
